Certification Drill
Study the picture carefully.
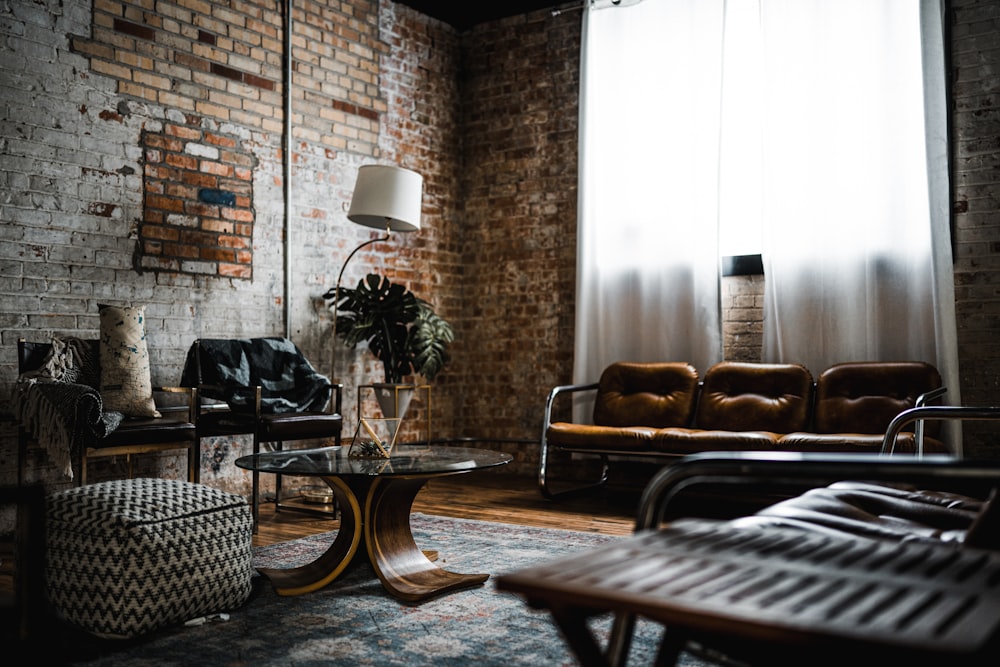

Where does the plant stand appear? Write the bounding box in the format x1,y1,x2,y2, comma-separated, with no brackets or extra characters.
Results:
351,384,431,457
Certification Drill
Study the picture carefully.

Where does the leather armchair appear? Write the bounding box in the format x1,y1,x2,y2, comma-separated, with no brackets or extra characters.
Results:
181,337,342,531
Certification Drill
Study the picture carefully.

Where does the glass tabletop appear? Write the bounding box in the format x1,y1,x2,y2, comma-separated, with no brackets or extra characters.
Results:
235,445,512,477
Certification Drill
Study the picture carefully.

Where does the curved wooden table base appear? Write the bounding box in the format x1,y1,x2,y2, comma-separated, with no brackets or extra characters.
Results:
257,474,489,602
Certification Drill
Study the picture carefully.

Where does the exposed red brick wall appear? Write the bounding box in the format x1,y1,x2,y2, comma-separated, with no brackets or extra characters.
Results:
949,0,1000,458
722,275,764,362
139,118,256,278
450,12,581,467
71,1,285,127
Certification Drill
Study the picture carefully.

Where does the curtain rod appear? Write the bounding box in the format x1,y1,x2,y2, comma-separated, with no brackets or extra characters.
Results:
552,0,641,17
550,1,585,18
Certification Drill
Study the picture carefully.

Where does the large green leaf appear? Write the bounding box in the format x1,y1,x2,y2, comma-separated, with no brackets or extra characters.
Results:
408,302,455,381
327,273,452,383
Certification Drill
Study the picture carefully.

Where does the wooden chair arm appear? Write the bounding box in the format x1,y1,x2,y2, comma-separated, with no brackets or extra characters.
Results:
151,385,197,421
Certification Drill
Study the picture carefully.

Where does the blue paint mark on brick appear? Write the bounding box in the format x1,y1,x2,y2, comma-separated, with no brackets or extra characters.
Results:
199,188,237,206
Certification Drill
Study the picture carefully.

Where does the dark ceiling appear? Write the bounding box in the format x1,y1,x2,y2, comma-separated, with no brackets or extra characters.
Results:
393,1,563,31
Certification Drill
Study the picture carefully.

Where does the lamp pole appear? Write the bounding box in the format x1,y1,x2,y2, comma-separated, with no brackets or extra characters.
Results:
330,227,391,382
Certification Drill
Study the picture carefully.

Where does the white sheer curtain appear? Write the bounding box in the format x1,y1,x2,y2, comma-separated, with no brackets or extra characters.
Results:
577,0,958,445
758,0,960,431
574,0,725,394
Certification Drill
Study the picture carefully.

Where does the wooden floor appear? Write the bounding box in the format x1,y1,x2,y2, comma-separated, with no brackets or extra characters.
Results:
253,472,643,547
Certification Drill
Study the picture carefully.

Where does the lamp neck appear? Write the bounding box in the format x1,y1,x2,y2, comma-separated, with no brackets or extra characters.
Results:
335,229,391,289
331,226,392,382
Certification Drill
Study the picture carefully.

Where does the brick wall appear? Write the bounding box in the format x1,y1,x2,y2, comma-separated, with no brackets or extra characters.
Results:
950,0,1000,458
722,275,765,363
0,0,460,494
450,12,581,469
2,0,999,502
139,119,257,277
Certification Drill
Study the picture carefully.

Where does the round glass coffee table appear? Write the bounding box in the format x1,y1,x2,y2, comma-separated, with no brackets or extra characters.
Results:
236,445,512,602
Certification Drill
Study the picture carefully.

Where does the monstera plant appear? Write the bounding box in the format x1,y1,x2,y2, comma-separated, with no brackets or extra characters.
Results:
323,273,454,385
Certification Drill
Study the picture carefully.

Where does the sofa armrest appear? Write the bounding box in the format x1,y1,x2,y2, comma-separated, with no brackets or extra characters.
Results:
882,401,1000,456
541,382,599,431
916,386,948,406
636,451,1000,531
909,386,949,455
538,381,600,500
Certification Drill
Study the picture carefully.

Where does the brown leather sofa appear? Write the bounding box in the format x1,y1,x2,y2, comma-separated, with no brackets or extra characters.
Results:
540,360,948,499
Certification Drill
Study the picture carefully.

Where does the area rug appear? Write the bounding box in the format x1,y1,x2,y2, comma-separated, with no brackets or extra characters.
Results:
67,513,718,666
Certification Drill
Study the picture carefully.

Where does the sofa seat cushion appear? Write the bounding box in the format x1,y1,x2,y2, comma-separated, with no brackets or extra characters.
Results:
732,480,982,544
650,428,781,454
99,412,197,447
259,411,344,440
878,433,950,454
546,423,656,452
46,478,254,639
778,432,950,454
195,408,258,435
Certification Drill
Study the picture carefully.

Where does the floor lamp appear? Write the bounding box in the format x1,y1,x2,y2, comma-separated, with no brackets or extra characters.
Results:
330,164,423,383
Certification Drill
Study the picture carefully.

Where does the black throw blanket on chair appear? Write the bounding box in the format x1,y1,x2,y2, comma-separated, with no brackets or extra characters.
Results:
181,337,332,414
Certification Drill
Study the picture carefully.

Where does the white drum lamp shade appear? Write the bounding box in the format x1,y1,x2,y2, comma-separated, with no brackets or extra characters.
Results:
347,164,423,232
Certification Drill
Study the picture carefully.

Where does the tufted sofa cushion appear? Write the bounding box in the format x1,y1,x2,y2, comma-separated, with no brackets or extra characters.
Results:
592,362,699,428
650,427,781,454
695,362,813,432
813,361,942,435
648,362,814,454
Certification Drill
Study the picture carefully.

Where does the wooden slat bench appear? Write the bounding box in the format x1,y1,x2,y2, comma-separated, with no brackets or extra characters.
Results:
496,517,1000,666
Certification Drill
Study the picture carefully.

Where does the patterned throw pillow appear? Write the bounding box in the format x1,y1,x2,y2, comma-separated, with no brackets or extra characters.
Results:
99,304,161,418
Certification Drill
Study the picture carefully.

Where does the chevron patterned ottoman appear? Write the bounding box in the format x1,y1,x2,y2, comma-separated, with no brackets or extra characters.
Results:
45,478,254,638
